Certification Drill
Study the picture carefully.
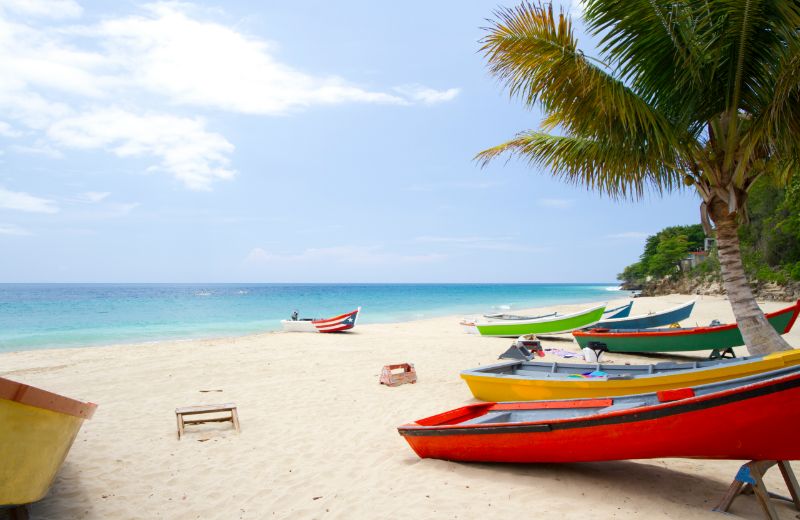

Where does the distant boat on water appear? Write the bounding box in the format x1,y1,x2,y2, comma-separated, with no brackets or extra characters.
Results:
281,307,361,333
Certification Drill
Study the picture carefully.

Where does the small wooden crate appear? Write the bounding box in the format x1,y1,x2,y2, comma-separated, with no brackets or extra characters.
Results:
380,363,417,387
175,402,240,440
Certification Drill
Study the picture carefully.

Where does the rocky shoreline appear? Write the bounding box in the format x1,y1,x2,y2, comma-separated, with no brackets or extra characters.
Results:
624,277,800,301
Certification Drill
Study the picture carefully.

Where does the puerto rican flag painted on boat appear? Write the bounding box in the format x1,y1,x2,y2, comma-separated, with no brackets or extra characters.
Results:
312,307,361,332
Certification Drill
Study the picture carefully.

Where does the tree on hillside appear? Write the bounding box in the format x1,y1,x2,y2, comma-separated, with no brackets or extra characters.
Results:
477,1,800,354
741,175,800,278
649,235,690,278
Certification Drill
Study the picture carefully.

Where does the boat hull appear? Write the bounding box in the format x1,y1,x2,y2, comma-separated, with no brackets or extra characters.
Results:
280,320,318,332
280,308,360,333
475,304,606,337
593,300,695,330
0,378,96,506
573,301,800,353
461,350,800,401
602,301,633,319
400,370,800,463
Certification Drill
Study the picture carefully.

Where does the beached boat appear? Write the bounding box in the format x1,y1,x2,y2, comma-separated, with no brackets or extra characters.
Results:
473,303,607,337
484,301,631,322
399,365,800,463
461,349,800,401
602,301,633,319
591,300,695,330
573,300,800,353
1,377,97,506
281,307,360,333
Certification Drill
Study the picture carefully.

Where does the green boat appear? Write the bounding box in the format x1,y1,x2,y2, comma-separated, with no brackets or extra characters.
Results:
474,303,606,337
572,300,800,353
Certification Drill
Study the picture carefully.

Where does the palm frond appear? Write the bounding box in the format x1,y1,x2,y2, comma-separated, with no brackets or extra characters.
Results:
745,35,800,165
481,2,683,161
476,131,683,200
583,0,712,124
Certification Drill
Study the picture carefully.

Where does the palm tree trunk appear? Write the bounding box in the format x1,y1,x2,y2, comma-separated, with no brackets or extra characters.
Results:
709,201,792,355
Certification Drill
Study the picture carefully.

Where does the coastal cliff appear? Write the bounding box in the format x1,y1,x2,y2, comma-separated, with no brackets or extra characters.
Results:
629,277,800,302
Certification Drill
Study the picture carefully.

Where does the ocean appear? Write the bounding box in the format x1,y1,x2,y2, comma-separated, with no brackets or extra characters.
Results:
0,283,623,352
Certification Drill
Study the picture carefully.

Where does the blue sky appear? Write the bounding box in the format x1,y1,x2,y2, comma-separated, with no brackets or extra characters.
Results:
0,0,701,283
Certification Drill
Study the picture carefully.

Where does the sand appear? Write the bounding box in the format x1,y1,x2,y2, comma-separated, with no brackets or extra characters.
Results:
2,294,799,520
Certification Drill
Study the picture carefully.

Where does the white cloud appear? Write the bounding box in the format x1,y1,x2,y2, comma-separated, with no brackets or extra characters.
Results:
0,223,31,235
394,85,460,105
0,17,111,103
537,198,574,209
82,191,110,203
0,120,21,137
62,193,140,218
10,142,64,158
0,186,58,213
85,3,456,114
106,202,140,216
244,245,444,266
48,108,235,190
0,0,82,19
605,231,650,239
0,2,459,191
414,235,549,253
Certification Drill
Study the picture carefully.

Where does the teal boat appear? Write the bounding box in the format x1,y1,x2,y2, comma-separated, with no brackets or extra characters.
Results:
474,303,607,337
573,301,800,353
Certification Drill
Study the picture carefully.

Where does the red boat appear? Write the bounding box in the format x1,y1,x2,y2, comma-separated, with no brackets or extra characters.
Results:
398,366,800,463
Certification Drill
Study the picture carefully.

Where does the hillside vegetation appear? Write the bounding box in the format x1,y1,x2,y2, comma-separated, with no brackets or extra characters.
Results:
619,176,800,289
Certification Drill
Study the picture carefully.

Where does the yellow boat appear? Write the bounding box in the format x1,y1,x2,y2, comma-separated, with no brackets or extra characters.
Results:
0,376,97,507
461,349,800,402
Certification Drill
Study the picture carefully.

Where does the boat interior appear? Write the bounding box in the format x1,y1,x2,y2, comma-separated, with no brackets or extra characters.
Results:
469,356,757,379
449,365,800,426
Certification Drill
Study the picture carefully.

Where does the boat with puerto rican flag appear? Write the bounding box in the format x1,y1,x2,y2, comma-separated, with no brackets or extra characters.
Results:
460,349,800,402
398,364,800,463
572,300,800,354
1,376,97,508
281,307,361,333
590,299,695,330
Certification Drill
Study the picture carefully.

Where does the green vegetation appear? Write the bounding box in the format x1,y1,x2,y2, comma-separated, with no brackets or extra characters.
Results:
739,175,800,283
619,175,800,286
617,225,705,285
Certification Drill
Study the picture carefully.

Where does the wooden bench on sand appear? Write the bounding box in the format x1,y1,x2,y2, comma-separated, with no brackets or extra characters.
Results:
175,403,240,440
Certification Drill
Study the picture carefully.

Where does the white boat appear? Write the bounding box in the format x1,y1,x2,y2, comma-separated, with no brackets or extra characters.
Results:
280,307,361,333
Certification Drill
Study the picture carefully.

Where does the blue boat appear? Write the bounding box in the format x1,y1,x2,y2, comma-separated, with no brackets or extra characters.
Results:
592,300,695,330
602,301,633,319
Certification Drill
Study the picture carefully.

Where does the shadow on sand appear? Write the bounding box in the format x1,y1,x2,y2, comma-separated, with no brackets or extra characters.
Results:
428,458,798,518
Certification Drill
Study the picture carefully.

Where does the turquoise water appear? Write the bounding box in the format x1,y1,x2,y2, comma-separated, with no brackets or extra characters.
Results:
0,283,624,352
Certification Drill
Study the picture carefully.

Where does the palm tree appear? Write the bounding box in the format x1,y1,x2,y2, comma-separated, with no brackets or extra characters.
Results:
477,1,800,355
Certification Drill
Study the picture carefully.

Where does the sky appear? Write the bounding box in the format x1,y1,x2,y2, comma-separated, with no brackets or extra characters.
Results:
0,0,702,283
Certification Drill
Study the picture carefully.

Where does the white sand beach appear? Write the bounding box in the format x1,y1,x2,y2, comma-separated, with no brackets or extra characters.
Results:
3,294,800,520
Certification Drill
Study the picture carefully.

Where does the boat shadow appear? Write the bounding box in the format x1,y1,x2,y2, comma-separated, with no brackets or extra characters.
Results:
22,460,95,519
451,459,793,517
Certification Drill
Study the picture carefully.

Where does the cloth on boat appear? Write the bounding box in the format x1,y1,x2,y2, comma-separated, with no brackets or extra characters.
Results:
544,348,581,359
